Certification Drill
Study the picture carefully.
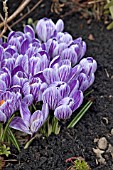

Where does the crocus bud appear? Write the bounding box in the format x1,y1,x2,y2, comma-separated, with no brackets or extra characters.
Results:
36,18,56,42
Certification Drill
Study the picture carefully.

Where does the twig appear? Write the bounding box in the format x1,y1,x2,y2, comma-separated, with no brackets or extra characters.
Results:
0,0,8,38
105,68,110,78
0,0,31,29
88,0,105,5
0,13,12,31
10,0,43,28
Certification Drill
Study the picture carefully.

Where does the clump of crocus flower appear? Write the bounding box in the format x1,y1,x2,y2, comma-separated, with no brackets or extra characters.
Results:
0,18,97,140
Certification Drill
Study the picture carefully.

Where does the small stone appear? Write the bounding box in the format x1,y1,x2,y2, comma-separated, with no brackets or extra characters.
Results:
102,117,108,124
107,144,113,153
94,138,99,143
98,157,106,165
93,148,104,158
111,129,113,135
98,137,107,150
93,148,106,165
88,34,95,41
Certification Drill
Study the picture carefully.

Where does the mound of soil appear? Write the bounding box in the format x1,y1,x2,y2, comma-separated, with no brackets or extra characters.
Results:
1,0,113,169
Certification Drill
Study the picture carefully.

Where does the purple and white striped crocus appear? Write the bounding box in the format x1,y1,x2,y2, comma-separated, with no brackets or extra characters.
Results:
39,56,97,92
42,81,83,120
10,102,49,136
36,18,64,42
0,17,97,135
0,91,21,123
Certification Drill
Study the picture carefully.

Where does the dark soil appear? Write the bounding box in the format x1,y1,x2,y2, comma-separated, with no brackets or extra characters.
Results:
1,0,113,170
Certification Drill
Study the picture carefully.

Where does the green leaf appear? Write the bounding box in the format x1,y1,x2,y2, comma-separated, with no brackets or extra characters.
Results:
67,100,93,128
0,123,3,141
32,103,37,111
47,120,52,136
7,128,20,152
84,89,94,97
2,114,15,141
107,21,113,29
104,0,113,9
52,117,60,135
0,144,11,157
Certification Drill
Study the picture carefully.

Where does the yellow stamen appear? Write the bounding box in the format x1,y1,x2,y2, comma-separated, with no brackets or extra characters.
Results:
0,100,5,106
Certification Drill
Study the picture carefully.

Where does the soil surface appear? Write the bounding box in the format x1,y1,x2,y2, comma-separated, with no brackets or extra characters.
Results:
1,0,113,170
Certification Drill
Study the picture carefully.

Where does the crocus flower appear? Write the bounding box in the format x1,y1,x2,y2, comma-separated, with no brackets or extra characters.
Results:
42,81,83,120
0,17,97,135
0,91,21,123
36,18,64,42
10,102,49,136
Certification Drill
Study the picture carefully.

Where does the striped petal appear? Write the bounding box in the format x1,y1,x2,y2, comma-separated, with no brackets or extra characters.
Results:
54,105,72,120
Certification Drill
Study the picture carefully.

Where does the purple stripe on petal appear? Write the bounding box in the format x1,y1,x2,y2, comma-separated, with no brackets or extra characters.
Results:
20,39,29,55
42,86,62,110
54,105,72,120
10,117,31,135
36,19,49,42
49,55,60,68
50,81,70,98
56,19,64,32
12,66,24,76
53,43,68,57
33,71,46,82
78,73,89,91
0,80,6,92
24,25,35,40
19,102,31,127
58,97,75,110
58,65,71,82
43,68,58,84
22,82,30,95
42,103,49,121
0,110,7,123
71,90,83,112
30,110,44,133
22,94,33,106
69,64,82,81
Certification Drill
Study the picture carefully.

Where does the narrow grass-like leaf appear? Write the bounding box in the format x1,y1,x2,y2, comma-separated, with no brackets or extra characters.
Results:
52,117,60,135
2,114,15,141
84,89,94,97
67,100,93,128
7,128,20,152
0,123,3,141
47,118,52,137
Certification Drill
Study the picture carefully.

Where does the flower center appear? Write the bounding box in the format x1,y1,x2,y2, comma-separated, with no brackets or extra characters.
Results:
0,100,5,106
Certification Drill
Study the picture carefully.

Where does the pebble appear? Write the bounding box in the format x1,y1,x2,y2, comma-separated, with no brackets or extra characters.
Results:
111,129,113,135
98,137,107,150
